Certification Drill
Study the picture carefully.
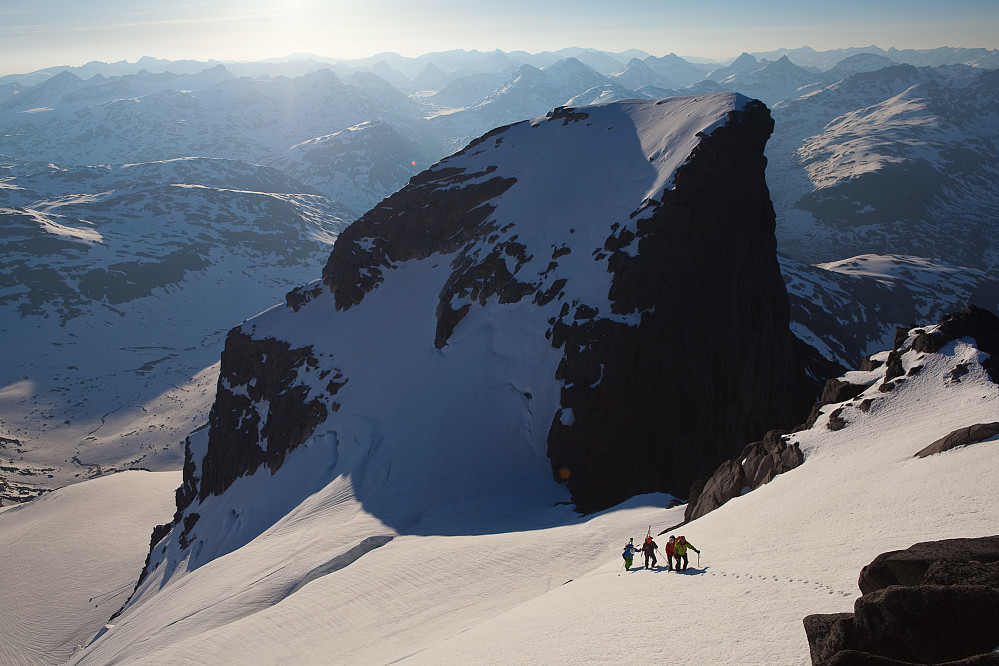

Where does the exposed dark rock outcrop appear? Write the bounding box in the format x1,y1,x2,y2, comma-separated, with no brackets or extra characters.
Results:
801,373,875,430
684,429,804,521
318,155,518,316
547,100,821,512
858,536,999,595
915,422,999,458
198,329,331,501
884,306,999,388
804,536,999,665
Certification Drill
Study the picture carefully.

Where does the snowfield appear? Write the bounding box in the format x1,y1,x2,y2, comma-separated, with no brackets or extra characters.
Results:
0,471,180,666
2,330,995,665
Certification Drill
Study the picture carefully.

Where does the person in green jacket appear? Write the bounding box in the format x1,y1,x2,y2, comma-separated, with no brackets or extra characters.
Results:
674,535,700,571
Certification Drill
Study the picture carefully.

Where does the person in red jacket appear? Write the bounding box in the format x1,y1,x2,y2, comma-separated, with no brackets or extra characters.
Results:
665,535,677,571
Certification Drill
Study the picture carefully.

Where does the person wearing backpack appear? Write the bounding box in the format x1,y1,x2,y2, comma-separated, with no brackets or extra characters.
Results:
622,538,640,571
641,535,659,569
665,535,677,571
674,535,700,571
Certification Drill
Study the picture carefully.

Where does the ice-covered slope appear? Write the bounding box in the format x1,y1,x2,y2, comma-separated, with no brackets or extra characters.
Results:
58,314,999,665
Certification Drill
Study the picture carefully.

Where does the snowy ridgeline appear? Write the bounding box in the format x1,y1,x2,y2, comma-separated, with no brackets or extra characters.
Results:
2,48,998,271
0,321,995,664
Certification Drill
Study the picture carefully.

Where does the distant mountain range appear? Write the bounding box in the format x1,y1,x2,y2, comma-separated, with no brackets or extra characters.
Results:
1,44,998,503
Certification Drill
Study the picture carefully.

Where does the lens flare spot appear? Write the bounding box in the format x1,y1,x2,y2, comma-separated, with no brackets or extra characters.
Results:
559,467,571,480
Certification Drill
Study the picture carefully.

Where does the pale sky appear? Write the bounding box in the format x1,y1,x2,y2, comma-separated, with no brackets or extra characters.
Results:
2,0,998,75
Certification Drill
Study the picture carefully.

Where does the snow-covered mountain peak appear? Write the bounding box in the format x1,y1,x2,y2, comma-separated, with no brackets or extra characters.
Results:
459,94,749,218
142,93,817,613
830,52,900,74
538,57,606,91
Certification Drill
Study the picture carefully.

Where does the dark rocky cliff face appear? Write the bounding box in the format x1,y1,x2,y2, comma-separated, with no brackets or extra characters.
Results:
198,330,332,501
175,97,824,522
546,102,817,511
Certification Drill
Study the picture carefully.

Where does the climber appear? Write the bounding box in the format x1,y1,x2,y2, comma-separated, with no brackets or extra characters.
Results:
665,535,677,571
674,535,700,571
641,535,659,569
622,538,640,571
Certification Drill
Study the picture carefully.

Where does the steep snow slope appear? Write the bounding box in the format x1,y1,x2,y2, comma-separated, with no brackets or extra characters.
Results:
64,92,814,660
0,471,180,666
61,321,999,665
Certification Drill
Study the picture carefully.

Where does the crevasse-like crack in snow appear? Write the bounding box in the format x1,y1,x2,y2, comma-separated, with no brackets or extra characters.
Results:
283,535,395,599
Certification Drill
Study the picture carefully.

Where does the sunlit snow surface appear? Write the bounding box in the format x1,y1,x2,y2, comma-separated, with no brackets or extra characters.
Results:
0,471,180,665
1,331,995,665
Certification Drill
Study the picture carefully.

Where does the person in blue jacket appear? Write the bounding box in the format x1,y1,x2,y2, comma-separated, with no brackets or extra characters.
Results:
622,538,640,570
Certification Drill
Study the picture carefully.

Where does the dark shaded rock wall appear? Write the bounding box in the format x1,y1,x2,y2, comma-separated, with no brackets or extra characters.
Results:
198,100,828,518
198,329,331,501
683,305,999,524
547,101,818,512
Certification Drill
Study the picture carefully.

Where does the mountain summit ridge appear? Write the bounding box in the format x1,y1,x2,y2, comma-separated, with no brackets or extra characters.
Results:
153,94,822,598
